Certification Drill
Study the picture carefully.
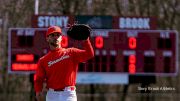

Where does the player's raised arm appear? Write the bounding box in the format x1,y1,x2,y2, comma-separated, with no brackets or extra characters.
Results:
70,38,94,62
67,24,94,62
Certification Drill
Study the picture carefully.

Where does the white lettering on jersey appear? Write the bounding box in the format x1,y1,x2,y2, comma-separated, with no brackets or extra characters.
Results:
48,55,70,67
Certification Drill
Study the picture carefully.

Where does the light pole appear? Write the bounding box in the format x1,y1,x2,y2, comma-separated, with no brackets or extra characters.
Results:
0,18,2,68
35,0,39,15
87,0,92,15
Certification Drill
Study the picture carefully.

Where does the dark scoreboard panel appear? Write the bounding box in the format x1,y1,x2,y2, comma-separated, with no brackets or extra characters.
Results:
8,28,178,76
85,30,178,76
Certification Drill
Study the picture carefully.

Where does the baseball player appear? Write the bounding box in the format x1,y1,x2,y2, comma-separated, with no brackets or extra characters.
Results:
34,26,94,101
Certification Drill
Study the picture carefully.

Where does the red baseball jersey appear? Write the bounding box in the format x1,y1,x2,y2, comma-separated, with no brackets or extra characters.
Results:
34,39,94,92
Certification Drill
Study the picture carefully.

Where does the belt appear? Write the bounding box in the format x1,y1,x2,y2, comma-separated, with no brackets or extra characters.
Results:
49,86,76,92
54,88,64,91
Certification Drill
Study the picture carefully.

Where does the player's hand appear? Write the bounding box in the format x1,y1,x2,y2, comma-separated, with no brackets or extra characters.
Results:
36,92,44,101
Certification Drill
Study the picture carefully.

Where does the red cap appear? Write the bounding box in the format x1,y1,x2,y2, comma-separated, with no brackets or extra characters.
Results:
46,26,62,37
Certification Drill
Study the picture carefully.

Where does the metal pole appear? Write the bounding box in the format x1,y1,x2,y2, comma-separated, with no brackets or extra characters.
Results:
0,18,2,68
87,0,92,14
35,0,39,15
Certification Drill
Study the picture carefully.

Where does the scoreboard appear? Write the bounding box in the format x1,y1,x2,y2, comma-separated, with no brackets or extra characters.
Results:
8,28,178,76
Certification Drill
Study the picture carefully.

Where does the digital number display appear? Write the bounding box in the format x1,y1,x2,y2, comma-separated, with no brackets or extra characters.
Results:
8,28,178,76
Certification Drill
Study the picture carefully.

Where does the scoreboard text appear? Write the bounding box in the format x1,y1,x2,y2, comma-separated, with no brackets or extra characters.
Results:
8,28,178,76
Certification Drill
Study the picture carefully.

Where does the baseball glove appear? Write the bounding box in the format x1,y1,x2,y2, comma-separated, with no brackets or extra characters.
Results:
67,24,91,40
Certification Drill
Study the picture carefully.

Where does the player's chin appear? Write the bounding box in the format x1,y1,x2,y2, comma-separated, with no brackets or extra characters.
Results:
50,42,59,47
53,40,59,44
55,42,60,45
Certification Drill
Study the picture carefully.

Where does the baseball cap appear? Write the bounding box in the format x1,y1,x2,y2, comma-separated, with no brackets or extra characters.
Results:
46,26,62,37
